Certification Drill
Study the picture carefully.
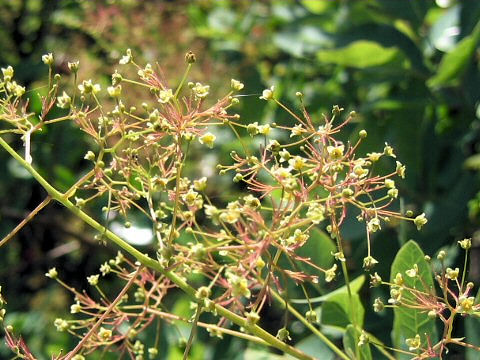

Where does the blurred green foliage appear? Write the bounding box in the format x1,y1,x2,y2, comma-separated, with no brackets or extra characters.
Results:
0,0,479,359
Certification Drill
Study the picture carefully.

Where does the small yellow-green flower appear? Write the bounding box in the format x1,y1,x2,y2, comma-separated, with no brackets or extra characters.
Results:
138,63,153,79
70,302,82,314
446,267,459,280
119,48,133,64
383,143,396,158
231,79,244,91
413,213,427,230
458,238,472,250
2,65,14,81
405,334,421,351
290,124,303,137
458,295,475,313
367,152,382,162
367,217,381,233
57,91,72,108
258,124,271,135
373,298,384,312
54,318,69,332
98,327,112,341
288,156,306,171
158,88,174,103
46,267,58,279
199,132,216,148
42,53,54,66
325,264,337,282
193,177,207,191
405,264,419,278
327,144,344,160
78,79,101,95
396,161,406,178
385,179,395,189
260,86,275,100
87,274,99,286
363,255,378,269
192,82,210,99
107,85,122,98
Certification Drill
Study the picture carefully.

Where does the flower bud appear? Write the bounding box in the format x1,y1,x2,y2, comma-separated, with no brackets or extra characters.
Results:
363,256,379,270
437,250,446,261
276,327,291,341
256,257,265,271
195,286,211,300
68,61,79,73
148,348,158,359
305,310,318,323
370,272,382,287
245,311,260,326
342,188,354,198
42,53,54,66
185,51,196,64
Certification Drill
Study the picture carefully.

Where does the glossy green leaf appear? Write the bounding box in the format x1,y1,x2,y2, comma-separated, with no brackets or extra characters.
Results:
317,40,399,68
296,228,336,273
285,334,335,360
321,292,365,329
390,240,437,356
343,325,372,360
428,21,480,87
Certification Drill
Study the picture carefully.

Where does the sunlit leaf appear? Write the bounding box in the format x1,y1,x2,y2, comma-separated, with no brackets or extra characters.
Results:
317,40,400,68
428,21,480,87
321,292,365,329
390,240,437,356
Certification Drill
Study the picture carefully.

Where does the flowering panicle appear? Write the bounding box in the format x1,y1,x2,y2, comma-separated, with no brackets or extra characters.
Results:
1,50,471,360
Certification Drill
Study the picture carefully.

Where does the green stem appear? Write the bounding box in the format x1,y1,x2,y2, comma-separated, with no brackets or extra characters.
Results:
461,248,469,292
0,136,315,360
269,288,350,360
183,304,201,360
336,232,359,359
175,63,192,99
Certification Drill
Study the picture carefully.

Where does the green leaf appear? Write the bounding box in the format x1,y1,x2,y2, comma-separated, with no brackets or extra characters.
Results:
291,275,365,304
390,240,437,356
343,325,372,360
301,0,331,14
321,292,365,329
296,228,336,272
465,288,480,359
285,334,335,360
428,21,480,87
317,40,400,68
464,154,480,170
